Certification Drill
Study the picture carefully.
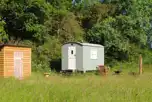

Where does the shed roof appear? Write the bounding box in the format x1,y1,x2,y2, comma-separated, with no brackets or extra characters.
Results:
0,44,31,49
64,42,104,47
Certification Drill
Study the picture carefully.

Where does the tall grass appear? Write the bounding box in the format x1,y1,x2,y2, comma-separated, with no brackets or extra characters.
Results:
1,66,152,102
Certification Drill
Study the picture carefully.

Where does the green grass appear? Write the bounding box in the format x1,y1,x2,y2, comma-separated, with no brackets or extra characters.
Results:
1,65,152,102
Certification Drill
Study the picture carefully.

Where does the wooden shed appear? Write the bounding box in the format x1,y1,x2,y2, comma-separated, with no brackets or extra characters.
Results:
0,44,31,79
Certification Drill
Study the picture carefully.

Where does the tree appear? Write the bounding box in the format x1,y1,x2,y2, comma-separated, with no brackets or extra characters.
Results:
86,0,152,63
0,17,8,43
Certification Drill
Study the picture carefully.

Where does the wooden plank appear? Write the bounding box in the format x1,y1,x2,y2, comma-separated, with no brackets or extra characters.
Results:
23,61,31,63
5,54,30,57
5,48,30,50
5,59,31,63
4,66,12,68
5,59,31,61
5,56,31,58
5,50,31,52
5,49,31,51
3,63,13,65
5,51,30,55
23,66,31,68
4,58,31,60
23,66,31,67
0,74,4,76
23,73,31,75
5,65,31,67
5,49,30,50
24,69,31,71
5,47,31,49
23,71,31,73
23,67,31,68
23,68,31,69
24,67,31,69
5,64,14,66
5,46,31,49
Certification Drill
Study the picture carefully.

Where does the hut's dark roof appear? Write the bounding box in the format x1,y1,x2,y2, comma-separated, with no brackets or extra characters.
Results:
0,44,31,49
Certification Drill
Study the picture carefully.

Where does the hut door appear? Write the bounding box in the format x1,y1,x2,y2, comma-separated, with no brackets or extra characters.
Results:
14,52,23,79
68,46,76,70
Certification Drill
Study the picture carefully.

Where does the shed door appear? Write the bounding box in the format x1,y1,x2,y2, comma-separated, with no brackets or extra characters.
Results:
68,46,76,70
14,52,23,79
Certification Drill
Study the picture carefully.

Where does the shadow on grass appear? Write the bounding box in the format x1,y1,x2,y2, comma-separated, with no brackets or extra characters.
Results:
50,59,102,76
50,59,61,73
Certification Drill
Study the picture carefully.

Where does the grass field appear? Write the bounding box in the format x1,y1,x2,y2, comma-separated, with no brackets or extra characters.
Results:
0,65,152,102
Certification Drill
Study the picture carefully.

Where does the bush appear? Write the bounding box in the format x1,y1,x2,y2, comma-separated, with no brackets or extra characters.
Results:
32,60,50,72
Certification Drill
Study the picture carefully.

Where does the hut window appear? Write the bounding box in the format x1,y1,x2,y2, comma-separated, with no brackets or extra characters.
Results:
71,50,73,54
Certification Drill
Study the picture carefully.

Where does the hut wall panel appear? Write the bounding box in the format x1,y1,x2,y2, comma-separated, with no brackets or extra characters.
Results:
4,46,31,77
0,49,4,77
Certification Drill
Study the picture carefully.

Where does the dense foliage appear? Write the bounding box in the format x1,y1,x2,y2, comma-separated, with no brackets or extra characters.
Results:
0,0,152,71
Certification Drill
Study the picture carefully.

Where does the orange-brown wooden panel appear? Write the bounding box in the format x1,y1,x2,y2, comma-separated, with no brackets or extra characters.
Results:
24,69,31,71
5,53,30,55
3,46,31,78
3,57,31,59
24,73,31,75
23,62,31,63
5,47,31,50
4,49,30,50
5,55,31,58
23,71,31,74
5,73,13,76
23,70,31,72
24,71,31,73
5,58,31,60
23,66,31,68
4,60,31,63
0,48,4,77
5,51,30,54
4,46,31,49
23,67,31,69
5,53,30,56
0,74,4,76
5,62,30,65
5,50,31,53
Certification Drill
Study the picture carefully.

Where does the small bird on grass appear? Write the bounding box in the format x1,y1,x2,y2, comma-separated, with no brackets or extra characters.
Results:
128,71,138,77
114,70,122,75
113,65,122,75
